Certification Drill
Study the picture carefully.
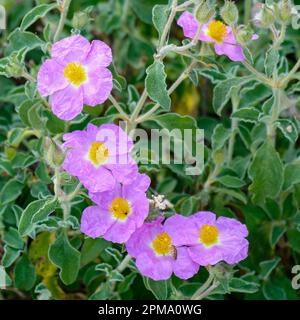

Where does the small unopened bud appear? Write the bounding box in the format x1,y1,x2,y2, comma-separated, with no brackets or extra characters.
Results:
220,1,239,25
236,25,254,45
256,4,275,28
45,137,65,168
195,0,216,24
5,53,24,78
72,11,90,30
277,0,293,24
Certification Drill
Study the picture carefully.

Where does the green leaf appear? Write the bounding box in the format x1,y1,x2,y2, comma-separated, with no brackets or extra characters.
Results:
259,257,281,280
180,196,200,216
212,187,247,204
283,162,300,191
217,175,246,188
264,47,280,77
18,197,58,236
143,277,170,300
1,245,22,268
287,229,300,253
229,278,259,294
248,141,283,205
152,5,169,38
48,232,81,285
0,179,23,205
20,4,58,31
275,119,298,144
211,124,231,151
232,107,260,123
14,255,36,291
270,224,286,247
262,280,286,300
80,238,110,267
145,60,171,110
118,273,137,294
3,227,24,250
213,76,253,115
8,28,45,53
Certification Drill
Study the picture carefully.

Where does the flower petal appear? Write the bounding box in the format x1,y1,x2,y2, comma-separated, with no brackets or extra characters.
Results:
135,251,173,281
172,247,199,280
50,85,83,120
37,59,68,96
103,218,137,243
51,35,90,63
84,40,112,68
82,67,113,106
80,206,113,238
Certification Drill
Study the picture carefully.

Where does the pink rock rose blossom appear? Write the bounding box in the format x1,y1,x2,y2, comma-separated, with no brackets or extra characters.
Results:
37,35,113,120
177,11,258,62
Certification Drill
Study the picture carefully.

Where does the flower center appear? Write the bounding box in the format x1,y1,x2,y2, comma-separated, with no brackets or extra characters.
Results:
151,232,172,255
88,141,109,166
207,20,228,43
199,224,219,247
109,197,131,220
63,62,87,86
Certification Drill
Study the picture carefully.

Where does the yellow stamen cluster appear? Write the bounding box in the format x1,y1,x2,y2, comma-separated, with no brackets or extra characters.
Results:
152,232,172,255
110,197,131,220
63,62,87,86
207,20,228,43
199,224,219,247
88,141,109,166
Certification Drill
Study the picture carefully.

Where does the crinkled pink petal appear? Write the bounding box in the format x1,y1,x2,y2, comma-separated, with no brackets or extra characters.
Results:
103,218,137,243
50,85,83,120
214,42,245,61
177,11,199,39
37,59,68,96
188,244,224,266
80,206,113,238
51,35,90,63
172,247,199,279
80,166,116,193
82,67,113,106
84,40,112,68
164,214,199,246
135,251,173,281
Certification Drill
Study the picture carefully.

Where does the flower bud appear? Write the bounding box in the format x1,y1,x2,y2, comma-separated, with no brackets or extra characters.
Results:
5,53,24,78
45,137,65,168
195,0,216,24
220,1,239,25
277,0,293,24
256,4,275,28
236,24,254,45
72,11,90,30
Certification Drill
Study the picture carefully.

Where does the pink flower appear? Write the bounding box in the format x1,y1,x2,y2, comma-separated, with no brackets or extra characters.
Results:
165,212,249,266
37,35,113,120
81,173,150,243
62,123,137,193
126,218,199,281
177,11,257,62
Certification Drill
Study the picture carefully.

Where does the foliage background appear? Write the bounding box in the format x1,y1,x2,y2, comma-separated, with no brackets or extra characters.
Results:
0,0,300,300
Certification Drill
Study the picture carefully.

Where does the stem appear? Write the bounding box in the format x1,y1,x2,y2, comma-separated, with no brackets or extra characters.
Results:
176,0,195,12
116,254,132,273
227,88,240,164
267,88,281,146
191,267,214,300
244,0,251,25
108,94,129,119
136,59,197,123
281,57,300,87
53,0,72,43
158,0,178,50
193,281,219,300
130,89,148,122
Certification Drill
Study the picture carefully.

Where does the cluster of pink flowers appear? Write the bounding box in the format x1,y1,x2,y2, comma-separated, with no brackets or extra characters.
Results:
37,33,249,281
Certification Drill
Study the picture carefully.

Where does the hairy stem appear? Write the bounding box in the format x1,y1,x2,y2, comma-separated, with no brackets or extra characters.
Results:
53,0,72,43
108,94,129,119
